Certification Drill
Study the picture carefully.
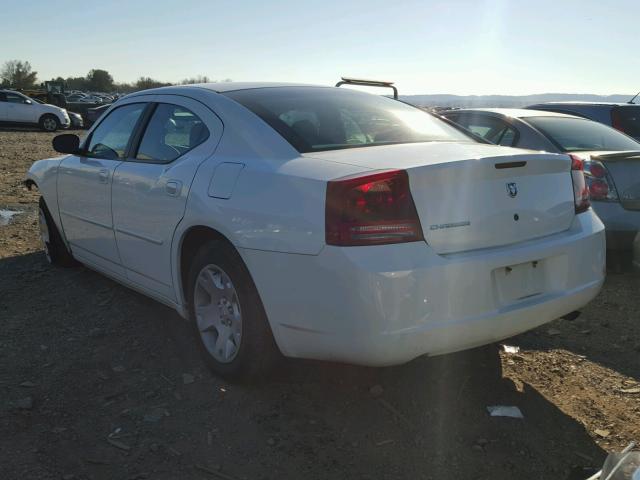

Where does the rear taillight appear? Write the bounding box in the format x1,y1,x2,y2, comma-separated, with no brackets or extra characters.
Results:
325,169,424,246
611,109,626,134
583,158,619,202
569,154,590,213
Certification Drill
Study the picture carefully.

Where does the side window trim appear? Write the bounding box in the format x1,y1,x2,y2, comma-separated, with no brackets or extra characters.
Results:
81,102,151,160
125,103,157,160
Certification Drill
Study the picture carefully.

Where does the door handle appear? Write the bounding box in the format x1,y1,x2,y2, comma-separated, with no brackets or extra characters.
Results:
165,180,182,197
98,169,109,183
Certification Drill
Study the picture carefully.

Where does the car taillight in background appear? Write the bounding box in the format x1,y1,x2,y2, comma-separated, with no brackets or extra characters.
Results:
569,154,590,213
583,158,619,202
325,169,424,246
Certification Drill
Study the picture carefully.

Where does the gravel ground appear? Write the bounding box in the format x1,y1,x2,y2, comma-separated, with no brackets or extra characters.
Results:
1,129,638,480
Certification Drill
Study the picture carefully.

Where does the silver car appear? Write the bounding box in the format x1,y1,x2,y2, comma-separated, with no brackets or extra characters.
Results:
441,108,640,255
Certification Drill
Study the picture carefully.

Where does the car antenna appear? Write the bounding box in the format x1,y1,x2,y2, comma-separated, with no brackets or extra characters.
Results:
627,90,640,104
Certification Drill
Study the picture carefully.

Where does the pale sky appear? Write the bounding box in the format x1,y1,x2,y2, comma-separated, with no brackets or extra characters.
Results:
1,0,639,95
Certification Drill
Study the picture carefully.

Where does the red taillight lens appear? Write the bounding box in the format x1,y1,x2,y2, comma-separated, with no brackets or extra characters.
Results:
569,154,590,213
583,159,619,202
611,109,625,133
325,169,424,246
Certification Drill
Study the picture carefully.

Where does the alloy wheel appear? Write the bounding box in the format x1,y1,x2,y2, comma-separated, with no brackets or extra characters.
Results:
194,264,243,363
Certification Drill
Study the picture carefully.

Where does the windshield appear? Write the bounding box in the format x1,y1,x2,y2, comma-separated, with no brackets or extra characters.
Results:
224,87,473,153
525,116,640,152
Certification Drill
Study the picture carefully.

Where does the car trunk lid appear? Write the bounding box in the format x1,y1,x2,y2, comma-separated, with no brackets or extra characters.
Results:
306,142,576,254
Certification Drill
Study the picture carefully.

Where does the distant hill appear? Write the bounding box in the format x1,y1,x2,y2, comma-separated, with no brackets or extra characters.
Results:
400,93,636,108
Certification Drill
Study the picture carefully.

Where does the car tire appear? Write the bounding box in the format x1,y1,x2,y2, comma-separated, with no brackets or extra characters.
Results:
187,241,280,380
39,114,60,132
39,197,76,267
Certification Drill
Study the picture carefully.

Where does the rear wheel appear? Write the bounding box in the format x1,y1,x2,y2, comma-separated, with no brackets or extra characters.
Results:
39,197,75,266
187,241,280,380
39,114,59,132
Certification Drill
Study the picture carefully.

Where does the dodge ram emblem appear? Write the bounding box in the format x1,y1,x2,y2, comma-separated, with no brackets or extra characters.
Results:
506,182,518,198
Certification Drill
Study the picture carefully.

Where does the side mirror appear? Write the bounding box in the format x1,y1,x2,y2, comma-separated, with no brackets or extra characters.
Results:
52,134,81,154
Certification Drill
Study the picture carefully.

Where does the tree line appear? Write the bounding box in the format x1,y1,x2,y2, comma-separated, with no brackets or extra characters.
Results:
0,60,229,93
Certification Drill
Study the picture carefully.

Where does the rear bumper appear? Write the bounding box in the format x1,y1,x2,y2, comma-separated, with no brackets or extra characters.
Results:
241,210,605,366
592,201,640,250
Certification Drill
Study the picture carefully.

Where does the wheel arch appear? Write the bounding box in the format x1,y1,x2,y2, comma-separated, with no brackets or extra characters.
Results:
176,225,240,309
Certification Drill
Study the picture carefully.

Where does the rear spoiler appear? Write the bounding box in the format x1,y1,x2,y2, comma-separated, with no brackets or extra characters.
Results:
591,151,640,161
335,77,398,99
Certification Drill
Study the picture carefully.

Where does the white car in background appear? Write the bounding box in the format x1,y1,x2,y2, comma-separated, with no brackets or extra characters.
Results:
0,90,70,131
26,83,605,379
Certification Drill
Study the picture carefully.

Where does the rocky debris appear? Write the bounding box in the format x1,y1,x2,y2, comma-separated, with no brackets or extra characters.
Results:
182,373,195,385
16,396,34,410
369,384,384,398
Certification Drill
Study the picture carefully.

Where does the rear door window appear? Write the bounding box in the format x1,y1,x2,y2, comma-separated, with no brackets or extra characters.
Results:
449,114,518,146
135,104,209,163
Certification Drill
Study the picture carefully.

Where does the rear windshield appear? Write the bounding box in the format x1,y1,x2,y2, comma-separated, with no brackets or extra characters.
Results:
612,106,640,138
224,87,473,153
525,116,640,152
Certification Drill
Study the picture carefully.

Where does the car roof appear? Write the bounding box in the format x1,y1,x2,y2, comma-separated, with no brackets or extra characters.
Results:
443,108,580,119
125,82,333,99
181,82,321,93
529,101,637,107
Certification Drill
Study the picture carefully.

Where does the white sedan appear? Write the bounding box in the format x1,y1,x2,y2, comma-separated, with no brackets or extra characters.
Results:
26,83,605,378
0,90,70,131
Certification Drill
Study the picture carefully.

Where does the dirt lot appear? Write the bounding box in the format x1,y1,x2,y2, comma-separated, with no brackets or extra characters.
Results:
1,129,638,480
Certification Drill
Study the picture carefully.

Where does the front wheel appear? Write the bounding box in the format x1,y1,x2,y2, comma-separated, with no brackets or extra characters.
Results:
39,114,60,132
187,241,280,380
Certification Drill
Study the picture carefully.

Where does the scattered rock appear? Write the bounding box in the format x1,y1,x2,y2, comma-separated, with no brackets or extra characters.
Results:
472,444,484,453
580,329,592,335
62,474,75,480
594,429,610,438
182,373,195,385
88,328,105,338
476,438,489,447
266,437,276,446
501,345,520,354
547,328,562,336
112,365,126,373
107,438,131,451
619,387,640,394
20,381,36,388
16,396,34,410
369,384,384,398
143,408,167,423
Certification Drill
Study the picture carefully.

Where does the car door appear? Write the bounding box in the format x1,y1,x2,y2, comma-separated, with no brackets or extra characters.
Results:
57,102,148,277
5,92,37,123
447,113,519,147
111,95,223,301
